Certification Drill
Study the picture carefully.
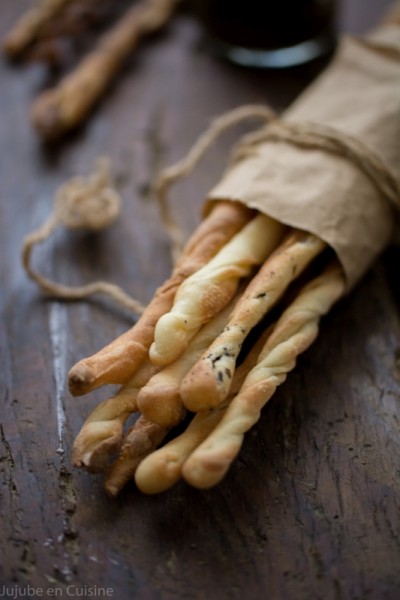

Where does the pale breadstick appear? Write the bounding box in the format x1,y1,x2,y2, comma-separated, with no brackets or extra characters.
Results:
105,289,249,496
181,230,326,411
136,288,244,426
104,295,260,497
105,416,169,498
182,263,345,489
135,410,222,495
72,359,159,473
68,201,253,396
135,323,273,494
149,213,286,366
3,0,71,57
31,0,180,139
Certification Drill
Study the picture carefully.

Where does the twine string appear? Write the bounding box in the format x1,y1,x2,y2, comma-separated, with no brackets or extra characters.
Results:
232,119,400,211
22,104,400,314
153,104,278,262
22,157,146,314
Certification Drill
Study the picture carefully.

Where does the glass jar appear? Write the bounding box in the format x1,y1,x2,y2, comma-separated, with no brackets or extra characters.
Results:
198,0,337,69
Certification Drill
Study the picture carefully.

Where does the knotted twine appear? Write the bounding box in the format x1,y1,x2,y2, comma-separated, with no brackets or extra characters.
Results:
22,157,146,314
22,100,400,313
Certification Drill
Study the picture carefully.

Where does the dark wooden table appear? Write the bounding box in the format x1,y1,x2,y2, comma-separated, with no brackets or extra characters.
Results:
1,1,399,598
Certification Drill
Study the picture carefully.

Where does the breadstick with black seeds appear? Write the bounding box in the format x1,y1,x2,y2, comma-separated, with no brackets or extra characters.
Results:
136,288,243,426
181,230,326,411
182,263,345,489
150,213,286,366
68,201,253,396
134,323,273,494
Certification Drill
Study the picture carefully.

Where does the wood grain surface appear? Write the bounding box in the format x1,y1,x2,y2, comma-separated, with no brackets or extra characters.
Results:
0,1,399,599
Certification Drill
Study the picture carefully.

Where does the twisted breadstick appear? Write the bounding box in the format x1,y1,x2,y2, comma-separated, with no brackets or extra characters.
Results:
68,201,253,396
149,213,286,366
182,263,345,489
3,0,71,57
31,0,180,139
72,360,159,472
103,289,251,496
136,288,243,426
105,416,170,497
135,323,273,494
181,230,326,411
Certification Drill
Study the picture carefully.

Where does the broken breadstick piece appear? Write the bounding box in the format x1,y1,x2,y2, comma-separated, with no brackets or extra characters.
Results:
68,201,253,396
3,0,71,58
105,416,169,497
72,359,159,473
135,322,273,494
136,286,244,426
181,230,325,411
149,213,286,366
31,0,180,139
182,263,345,489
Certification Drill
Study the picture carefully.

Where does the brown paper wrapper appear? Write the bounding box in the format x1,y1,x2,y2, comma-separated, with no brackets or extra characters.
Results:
206,20,400,289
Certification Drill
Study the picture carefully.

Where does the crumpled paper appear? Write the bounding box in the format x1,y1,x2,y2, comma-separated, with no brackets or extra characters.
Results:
206,16,400,289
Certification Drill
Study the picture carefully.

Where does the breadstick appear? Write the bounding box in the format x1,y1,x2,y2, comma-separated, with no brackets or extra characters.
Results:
149,213,286,366
31,0,180,139
3,0,71,58
134,410,222,495
105,416,169,498
68,201,253,396
181,230,326,411
135,323,273,494
104,309,263,497
136,288,244,426
182,263,345,489
104,287,255,496
72,359,159,473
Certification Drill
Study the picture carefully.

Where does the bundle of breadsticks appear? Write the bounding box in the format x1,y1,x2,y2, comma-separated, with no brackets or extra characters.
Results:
71,205,344,495
63,6,400,495
3,0,180,139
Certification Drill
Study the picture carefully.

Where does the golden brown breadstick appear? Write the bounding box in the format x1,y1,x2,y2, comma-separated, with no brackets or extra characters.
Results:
31,0,180,139
136,288,243,426
3,0,71,58
103,294,267,497
134,323,273,494
104,286,259,496
182,263,345,489
149,213,286,366
181,230,326,411
105,416,169,497
72,359,159,472
68,201,253,396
